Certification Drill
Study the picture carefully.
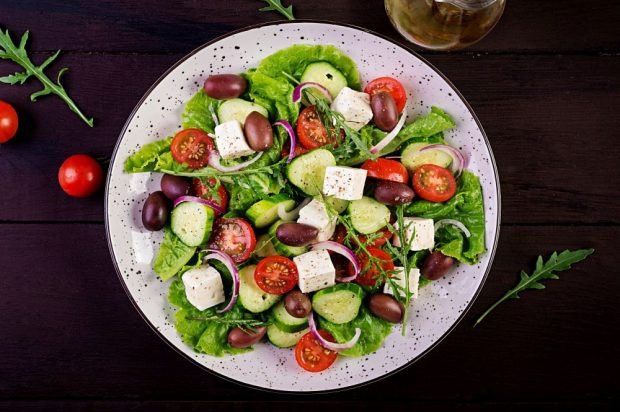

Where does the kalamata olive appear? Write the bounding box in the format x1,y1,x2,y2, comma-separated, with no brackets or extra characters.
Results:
160,174,191,201
276,223,319,246
284,290,312,318
227,326,267,349
244,111,274,151
421,251,455,280
203,74,247,99
374,180,415,205
371,91,399,131
368,293,404,323
142,191,170,231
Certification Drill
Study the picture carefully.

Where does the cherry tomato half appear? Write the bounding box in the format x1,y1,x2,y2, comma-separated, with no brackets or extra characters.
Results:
254,256,298,295
0,100,19,143
349,247,395,287
192,177,229,211
361,158,409,183
332,224,393,248
208,218,256,263
58,154,104,198
296,106,342,149
281,139,310,159
412,164,457,203
170,128,214,169
364,77,407,113
295,330,338,372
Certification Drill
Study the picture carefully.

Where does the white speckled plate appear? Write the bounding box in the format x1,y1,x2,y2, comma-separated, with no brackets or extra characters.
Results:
106,21,500,393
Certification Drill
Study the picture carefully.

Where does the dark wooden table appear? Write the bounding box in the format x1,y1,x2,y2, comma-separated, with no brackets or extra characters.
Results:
1,1,618,410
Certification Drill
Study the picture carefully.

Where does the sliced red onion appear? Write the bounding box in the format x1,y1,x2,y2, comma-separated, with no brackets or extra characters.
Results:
308,312,361,352
208,151,264,172
434,219,471,238
311,241,360,282
370,101,408,154
209,103,219,127
278,197,311,221
202,249,240,314
419,144,468,177
173,195,225,215
273,120,297,164
292,82,333,104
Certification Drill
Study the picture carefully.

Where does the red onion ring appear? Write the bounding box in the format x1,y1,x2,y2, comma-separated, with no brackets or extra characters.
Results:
311,241,360,282
370,101,408,154
173,195,225,215
273,120,297,164
202,249,240,314
292,82,333,104
418,144,468,177
277,197,311,221
308,312,361,352
208,151,264,172
434,219,471,238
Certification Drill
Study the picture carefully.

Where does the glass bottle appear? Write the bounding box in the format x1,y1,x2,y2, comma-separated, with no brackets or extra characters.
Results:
385,0,506,51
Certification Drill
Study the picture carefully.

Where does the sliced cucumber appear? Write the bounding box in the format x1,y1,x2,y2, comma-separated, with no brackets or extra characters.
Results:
320,195,349,214
268,220,308,257
271,301,308,333
238,265,281,313
255,234,278,258
348,196,390,235
300,62,348,100
312,283,365,324
267,323,309,348
170,202,215,247
217,98,269,126
246,194,295,228
287,149,336,196
401,142,452,173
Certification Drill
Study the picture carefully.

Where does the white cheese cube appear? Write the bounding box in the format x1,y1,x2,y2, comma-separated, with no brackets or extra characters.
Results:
322,166,367,201
383,266,421,299
182,265,225,311
297,199,336,242
293,250,336,293
392,217,435,251
330,87,373,131
214,120,255,160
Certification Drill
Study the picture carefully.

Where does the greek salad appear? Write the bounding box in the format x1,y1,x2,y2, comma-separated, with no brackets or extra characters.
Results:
124,44,486,372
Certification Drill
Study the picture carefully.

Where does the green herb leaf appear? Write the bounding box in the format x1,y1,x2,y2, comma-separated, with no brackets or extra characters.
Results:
259,0,296,20
0,28,94,127
475,249,595,326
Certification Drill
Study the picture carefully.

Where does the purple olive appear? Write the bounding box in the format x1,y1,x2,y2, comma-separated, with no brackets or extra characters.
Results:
160,174,191,201
284,290,312,318
142,191,169,231
421,251,455,280
203,74,246,99
227,326,267,348
276,223,319,246
374,180,415,205
368,293,404,323
371,91,399,131
244,111,274,151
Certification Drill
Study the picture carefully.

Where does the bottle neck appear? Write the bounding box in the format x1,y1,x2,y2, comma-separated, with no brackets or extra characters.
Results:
435,0,498,10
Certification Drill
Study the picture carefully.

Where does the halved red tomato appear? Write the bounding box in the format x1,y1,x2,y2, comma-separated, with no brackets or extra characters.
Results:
170,128,214,169
332,224,393,248
361,158,408,183
295,330,338,372
296,106,342,149
208,218,256,263
254,256,298,294
412,164,457,203
281,139,310,159
192,177,229,210
349,247,395,287
364,77,407,113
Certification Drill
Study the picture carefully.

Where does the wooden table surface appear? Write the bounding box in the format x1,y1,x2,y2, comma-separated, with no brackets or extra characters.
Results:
1,1,619,410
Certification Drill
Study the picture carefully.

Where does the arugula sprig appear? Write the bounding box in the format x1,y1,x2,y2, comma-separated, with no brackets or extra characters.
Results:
160,157,288,179
475,249,594,326
0,29,94,127
185,315,270,333
258,0,296,20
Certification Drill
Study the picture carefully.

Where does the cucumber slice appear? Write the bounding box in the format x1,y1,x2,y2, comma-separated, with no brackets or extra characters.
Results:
312,283,365,324
170,202,215,247
348,196,390,235
246,194,295,228
320,195,349,214
401,142,452,173
255,234,278,258
238,265,281,313
300,62,348,100
287,149,336,196
267,323,309,348
268,220,308,257
217,98,269,126
271,301,308,333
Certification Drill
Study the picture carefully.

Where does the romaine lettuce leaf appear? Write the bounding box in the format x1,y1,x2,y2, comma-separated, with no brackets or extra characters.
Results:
182,89,221,133
123,137,172,173
153,227,197,280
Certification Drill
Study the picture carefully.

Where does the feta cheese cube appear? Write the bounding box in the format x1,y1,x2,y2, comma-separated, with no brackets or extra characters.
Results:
330,87,373,131
297,199,336,242
392,217,435,251
182,265,225,311
214,120,255,160
383,266,421,299
322,166,367,201
293,250,336,293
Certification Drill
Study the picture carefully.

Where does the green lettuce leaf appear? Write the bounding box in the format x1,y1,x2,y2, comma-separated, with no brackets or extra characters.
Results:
246,69,299,124
405,171,486,264
182,89,221,133
124,137,172,173
153,228,197,280
319,306,393,357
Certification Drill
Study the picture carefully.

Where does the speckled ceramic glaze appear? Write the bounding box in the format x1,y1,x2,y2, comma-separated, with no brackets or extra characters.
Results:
106,21,500,393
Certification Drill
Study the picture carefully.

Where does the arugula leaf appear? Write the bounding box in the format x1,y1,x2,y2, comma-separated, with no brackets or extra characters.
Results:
152,228,197,281
0,29,93,127
259,0,296,20
475,249,595,325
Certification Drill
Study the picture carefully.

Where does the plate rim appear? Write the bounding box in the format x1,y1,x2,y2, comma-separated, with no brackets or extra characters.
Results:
104,19,502,394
